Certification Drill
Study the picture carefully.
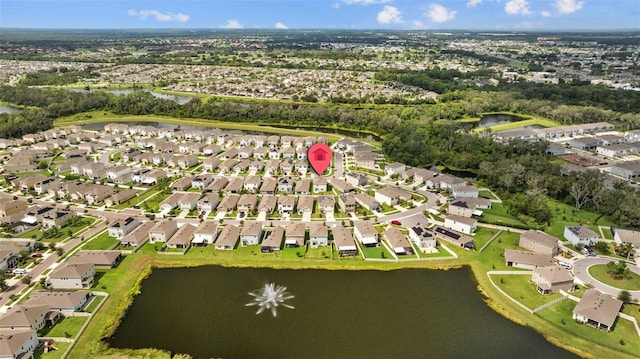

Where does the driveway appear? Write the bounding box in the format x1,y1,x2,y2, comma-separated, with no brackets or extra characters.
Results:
572,257,640,301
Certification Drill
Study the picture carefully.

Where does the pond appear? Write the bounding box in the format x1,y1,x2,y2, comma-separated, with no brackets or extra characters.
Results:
477,113,526,128
109,266,577,359
0,105,21,114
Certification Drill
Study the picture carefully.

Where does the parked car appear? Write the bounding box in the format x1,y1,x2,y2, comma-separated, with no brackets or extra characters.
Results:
12,268,27,275
31,253,44,258
391,220,401,225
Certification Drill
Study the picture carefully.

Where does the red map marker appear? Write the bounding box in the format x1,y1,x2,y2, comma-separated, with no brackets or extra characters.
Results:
308,143,332,175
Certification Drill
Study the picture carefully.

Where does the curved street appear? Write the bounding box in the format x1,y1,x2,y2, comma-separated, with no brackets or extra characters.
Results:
572,257,640,301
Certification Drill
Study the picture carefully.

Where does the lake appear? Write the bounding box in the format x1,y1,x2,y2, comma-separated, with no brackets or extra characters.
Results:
109,266,577,359
478,114,526,128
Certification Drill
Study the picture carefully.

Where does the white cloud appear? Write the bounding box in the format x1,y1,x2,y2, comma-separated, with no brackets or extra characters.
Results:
412,20,426,28
220,19,244,29
342,0,392,5
504,0,531,15
127,9,189,23
377,5,403,24
541,10,551,17
467,0,483,8
275,22,289,29
553,0,584,14
425,3,457,23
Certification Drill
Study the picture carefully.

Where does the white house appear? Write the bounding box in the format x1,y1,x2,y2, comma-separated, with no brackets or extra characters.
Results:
193,222,218,245
48,263,95,289
452,186,479,199
108,217,140,239
444,215,477,235
353,221,378,247
564,226,599,246
309,223,329,248
240,222,263,246
385,162,406,176
408,224,437,253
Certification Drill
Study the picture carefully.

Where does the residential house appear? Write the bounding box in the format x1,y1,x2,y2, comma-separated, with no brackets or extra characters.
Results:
355,193,380,212
33,177,60,195
296,196,314,215
564,226,599,246
203,157,221,172
278,176,294,193
249,160,264,172
333,226,358,257
171,177,192,191
504,249,554,270
48,262,95,289
41,209,73,230
166,224,197,250
197,193,219,213
294,179,311,195
106,165,132,183
24,290,90,314
215,225,240,250
193,222,218,246
345,172,367,187
108,217,140,239
191,175,214,190
0,330,38,359
219,159,238,173
354,221,378,247
0,250,19,272
261,226,285,253
444,215,477,235
240,222,263,246
309,223,329,248
519,230,559,256
237,194,258,214
0,200,28,218
278,196,296,215
531,266,574,294
178,193,201,211
121,221,154,247
354,151,378,170
17,174,48,192
452,186,479,199
385,162,406,176
243,176,262,192
612,228,640,250
409,224,437,253
104,189,137,207
338,194,357,213
572,289,623,331
318,196,335,214
279,158,294,174
0,305,50,330
84,185,117,205
217,194,240,213
375,187,404,206
67,250,122,268
285,223,306,248
448,198,492,217
258,195,278,214
610,160,640,180
260,177,277,195
433,226,475,250
149,220,179,244
313,177,328,193
224,177,244,193
329,178,354,193
158,193,182,212
384,227,414,255
206,177,229,193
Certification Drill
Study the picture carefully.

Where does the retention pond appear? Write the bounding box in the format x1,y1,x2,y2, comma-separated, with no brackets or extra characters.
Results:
109,265,577,359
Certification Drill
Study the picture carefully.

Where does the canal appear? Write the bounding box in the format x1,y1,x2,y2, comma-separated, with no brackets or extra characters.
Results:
109,266,577,359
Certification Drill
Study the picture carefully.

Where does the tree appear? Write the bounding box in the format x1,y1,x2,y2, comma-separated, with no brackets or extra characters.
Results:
568,171,604,212
606,260,630,280
618,290,633,305
21,275,32,285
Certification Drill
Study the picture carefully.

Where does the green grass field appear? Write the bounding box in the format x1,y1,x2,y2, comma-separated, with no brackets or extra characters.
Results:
34,342,70,359
83,231,119,250
39,316,87,338
588,264,640,291
491,273,563,310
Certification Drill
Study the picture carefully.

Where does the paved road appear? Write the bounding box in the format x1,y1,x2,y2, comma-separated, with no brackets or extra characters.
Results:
572,257,640,301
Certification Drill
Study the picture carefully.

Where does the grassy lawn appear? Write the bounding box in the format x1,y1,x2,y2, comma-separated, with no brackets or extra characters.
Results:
361,245,394,260
588,265,640,291
278,246,305,260
39,316,87,338
18,227,43,239
621,304,640,324
143,192,171,213
84,295,107,313
602,227,614,240
477,231,521,271
544,200,612,239
83,231,119,250
473,227,500,250
491,273,563,310
305,247,333,259
112,188,157,210
414,246,453,258
479,190,499,200
41,218,94,243
34,342,70,359
478,203,530,228
536,300,640,357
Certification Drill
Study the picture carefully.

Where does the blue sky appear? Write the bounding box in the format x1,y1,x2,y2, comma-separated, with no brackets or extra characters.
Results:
1,0,638,30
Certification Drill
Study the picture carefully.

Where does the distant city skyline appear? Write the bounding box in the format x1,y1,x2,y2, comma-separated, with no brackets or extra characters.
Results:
0,0,638,30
